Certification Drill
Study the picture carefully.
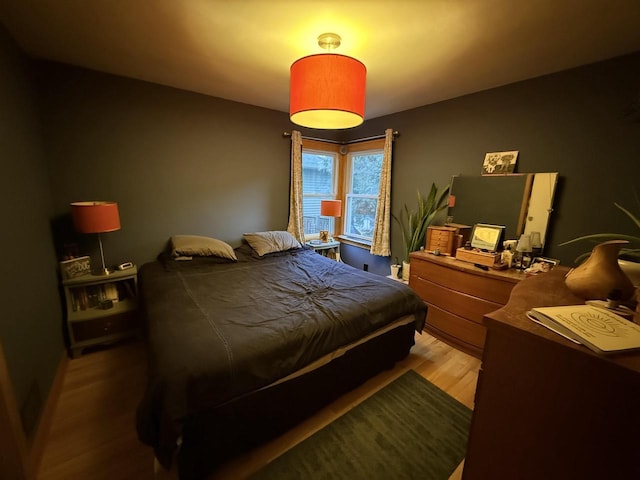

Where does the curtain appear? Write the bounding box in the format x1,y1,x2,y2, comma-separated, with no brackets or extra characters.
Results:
370,128,394,256
286,130,305,242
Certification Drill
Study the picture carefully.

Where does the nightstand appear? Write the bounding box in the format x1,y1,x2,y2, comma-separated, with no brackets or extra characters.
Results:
306,240,341,261
62,267,139,358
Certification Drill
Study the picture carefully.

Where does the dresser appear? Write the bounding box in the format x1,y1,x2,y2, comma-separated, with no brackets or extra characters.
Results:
409,251,523,357
463,269,640,479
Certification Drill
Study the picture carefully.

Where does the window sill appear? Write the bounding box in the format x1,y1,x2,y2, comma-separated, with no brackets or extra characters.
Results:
337,235,372,250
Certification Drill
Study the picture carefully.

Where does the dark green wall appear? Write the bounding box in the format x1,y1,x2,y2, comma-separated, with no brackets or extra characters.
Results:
349,52,640,266
39,53,640,273
0,27,63,438
38,62,299,268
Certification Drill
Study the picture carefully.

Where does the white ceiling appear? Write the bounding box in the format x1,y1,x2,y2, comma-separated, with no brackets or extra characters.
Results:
2,0,640,121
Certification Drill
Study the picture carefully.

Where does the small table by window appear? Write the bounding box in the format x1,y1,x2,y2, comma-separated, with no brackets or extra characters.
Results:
306,240,341,261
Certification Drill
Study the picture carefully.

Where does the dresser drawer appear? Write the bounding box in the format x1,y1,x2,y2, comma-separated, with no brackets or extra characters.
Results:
410,258,515,304
411,275,503,324
425,305,486,350
71,311,138,342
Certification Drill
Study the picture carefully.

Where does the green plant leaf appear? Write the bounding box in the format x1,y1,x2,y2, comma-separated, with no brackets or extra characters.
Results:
393,182,450,262
558,234,640,246
615,202,640,230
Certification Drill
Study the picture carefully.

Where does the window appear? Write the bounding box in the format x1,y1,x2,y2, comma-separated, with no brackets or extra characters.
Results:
344,149,383,242
301,138,384,244
302,147,338,236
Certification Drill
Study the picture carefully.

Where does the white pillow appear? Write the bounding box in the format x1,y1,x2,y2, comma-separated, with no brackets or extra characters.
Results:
170,235,237,260
242,231,302,256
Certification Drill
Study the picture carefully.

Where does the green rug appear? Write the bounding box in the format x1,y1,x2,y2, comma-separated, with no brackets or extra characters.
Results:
251,370,472,480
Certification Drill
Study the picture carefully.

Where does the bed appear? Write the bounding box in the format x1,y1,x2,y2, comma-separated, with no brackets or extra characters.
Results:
136,232,427,479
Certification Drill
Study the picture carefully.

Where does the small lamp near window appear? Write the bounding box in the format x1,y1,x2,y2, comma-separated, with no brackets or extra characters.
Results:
320,199,342,242
70,201,121,275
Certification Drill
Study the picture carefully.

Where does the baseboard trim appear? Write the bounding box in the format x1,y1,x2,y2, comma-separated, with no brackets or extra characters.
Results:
0,339,31,479
29,351,68,476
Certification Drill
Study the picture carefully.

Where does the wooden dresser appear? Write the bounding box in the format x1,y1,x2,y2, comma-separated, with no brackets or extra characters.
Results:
409,251,524,357
463,269,640,479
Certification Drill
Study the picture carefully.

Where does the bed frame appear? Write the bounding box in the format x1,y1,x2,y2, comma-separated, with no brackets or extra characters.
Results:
172,320,417,479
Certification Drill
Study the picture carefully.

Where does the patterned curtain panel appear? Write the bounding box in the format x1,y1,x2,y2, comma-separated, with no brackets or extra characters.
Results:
286,130,305,242
369,128,394,256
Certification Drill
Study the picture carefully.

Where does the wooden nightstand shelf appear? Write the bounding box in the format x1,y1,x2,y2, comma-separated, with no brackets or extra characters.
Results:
62,267,139,358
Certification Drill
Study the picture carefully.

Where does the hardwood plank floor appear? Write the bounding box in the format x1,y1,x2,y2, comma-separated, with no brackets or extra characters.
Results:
37,333,481,480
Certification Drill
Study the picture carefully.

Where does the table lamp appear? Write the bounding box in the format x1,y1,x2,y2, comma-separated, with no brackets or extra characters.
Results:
515,233,532,269
70,201,121,275
320,200,342,241
529,231,542,256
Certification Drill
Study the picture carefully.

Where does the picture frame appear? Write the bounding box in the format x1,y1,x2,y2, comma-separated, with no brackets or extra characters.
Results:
60,256,91,279
525,256,558,274
482,151,519,175
319,230,329,243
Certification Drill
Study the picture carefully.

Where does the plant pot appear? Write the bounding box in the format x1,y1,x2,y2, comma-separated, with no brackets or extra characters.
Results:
565,240,635,300
390,264,401,279
402,260,410,282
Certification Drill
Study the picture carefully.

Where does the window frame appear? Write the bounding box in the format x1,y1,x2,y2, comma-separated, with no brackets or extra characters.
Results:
301,140,342,240
300,138,384,247
343,148,384,242
341,139,385,245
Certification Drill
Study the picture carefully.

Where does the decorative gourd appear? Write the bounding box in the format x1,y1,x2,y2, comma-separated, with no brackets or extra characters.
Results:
565,240,635,300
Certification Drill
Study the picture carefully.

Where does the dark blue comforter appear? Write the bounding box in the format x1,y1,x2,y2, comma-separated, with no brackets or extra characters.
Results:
136,245,426,467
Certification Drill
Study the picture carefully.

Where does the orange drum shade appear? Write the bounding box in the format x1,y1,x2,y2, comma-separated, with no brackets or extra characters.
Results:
290,54,366,129
320,200,342,217
71,201,121,233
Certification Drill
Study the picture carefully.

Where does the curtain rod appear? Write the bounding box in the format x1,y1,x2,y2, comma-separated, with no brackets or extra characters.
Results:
282,130,399,145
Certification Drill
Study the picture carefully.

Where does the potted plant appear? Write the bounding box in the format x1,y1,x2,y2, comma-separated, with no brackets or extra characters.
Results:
390,257,401,279
393,182,450,281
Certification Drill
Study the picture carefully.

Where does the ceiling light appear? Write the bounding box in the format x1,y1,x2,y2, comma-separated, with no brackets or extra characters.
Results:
290,33,366,130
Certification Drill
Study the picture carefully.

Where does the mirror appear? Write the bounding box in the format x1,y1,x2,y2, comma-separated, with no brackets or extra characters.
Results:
447,172,558,250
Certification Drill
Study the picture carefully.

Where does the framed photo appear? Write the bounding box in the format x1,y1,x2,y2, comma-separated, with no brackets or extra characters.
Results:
526,256,558,274
319,230,329,243
60,256,91,279
482,151,519,175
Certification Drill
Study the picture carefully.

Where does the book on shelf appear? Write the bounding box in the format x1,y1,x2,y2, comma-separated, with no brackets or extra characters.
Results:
103,283,119,302
527,305,640,355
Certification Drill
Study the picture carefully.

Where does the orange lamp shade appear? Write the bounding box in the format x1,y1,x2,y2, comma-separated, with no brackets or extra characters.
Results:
320,200,342,218
70,201,121,233
290,53,366,130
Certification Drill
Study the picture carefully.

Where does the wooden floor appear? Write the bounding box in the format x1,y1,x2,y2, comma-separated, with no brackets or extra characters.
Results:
37,333,481,480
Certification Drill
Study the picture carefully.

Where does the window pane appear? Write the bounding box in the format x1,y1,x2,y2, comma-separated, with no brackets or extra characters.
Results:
351,153,383,195
302,197,335,235
302,152,334,195
345,196,378,238
302,150,338,237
